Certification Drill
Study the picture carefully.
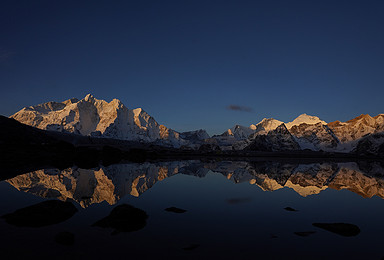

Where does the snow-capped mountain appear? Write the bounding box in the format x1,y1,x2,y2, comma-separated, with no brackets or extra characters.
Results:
8,94,384,154
219,114,328,151
221,124,256,139
289,122,339,151
244,124,300,151
179,129,210,143
220,118,284,140
285,114,326,129
328,114,384,150
213,118,284,150
11,94,188,147
353,132,384,156
253,118,284,135
224,113,384,153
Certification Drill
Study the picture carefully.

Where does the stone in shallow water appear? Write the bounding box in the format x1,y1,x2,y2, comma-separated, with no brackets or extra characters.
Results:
92,204,148,234
165,207,187,213
284,207,298,212
312,223,360,237
55,232,75,246
294,231,316,237
1,200,78,227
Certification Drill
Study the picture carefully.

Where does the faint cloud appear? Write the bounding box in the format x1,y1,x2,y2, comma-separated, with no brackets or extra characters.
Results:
227,105,253,112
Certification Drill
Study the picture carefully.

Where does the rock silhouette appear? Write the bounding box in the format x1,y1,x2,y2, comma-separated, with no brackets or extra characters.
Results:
312,223,360,237
92,204,148,234
2,200,78,227
165,207,187,213
294,231,316,237
284,207,298,212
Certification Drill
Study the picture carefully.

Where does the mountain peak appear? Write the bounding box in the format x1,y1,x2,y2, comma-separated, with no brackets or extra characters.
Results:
9,95,187,147
84,93,94,101
346,114,373,123
133,108,144,116
285,114,326,129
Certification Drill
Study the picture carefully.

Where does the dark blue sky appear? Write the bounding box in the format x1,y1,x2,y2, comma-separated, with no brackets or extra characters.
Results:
1,0,383,135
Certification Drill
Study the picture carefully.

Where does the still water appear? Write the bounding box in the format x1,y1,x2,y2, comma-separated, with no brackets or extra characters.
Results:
1,160,384,259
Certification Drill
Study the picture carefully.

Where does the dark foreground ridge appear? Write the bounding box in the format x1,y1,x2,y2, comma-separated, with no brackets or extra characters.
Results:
1,115,383,180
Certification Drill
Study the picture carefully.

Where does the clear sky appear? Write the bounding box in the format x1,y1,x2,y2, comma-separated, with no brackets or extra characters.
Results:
1,0,383,135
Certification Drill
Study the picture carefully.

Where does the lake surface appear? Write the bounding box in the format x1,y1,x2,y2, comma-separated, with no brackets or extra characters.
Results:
1,160,384,259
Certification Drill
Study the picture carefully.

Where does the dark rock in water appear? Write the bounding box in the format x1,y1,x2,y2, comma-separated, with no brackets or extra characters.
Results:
294,231,316,237
165,207,187,213
312,223,360,237
183,244,200,251
1,200,78,227
55,232,75,246
92,204,148,234
284,207,298,212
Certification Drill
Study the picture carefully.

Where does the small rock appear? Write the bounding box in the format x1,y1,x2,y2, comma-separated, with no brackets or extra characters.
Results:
284,207,298,212
165,207,187,213
312,223,360,237
2,200,78,227
294,231,316,237
92,204,148,234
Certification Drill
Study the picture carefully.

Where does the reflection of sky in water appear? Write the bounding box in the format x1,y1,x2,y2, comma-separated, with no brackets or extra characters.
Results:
0,161,384,259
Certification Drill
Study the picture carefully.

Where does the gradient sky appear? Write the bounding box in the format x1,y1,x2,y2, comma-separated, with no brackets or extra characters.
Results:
1,0,383,135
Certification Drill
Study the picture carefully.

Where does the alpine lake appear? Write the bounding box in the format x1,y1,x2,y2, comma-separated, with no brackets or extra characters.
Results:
1,159,384,260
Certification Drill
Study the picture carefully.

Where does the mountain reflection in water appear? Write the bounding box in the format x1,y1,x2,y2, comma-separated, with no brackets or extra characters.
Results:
2,160,384,259
6,160,384,207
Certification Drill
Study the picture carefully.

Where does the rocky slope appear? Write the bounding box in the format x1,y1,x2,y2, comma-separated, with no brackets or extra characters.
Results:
179,129,210,149
244,124,300,151
353,132,384,156
289,123,339,151
212,118,285,150
328,114,384,151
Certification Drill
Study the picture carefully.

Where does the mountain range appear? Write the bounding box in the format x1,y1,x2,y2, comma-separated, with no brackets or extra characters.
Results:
9,94,384,155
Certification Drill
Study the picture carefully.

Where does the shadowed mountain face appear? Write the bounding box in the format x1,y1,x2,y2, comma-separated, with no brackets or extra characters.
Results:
5,160,384,207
